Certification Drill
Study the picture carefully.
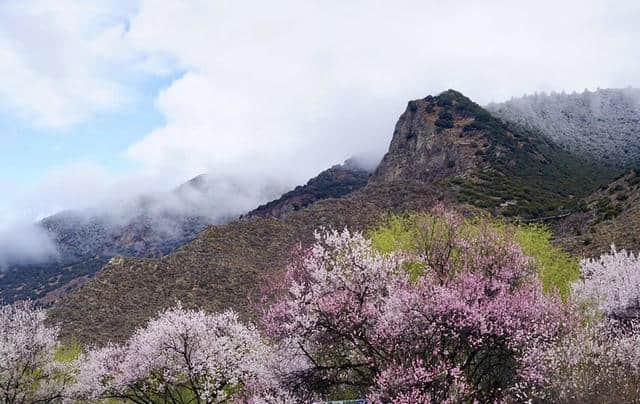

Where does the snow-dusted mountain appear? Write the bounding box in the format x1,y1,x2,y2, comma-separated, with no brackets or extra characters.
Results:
487,88,640,168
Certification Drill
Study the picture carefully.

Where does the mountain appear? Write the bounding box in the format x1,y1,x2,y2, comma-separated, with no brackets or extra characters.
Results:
0,160,373,305
555,169,640,256
48,89,618,345
247,158,371,219
49,182,446,344
0,175,254,304
374,90,616,217
487,88,640,168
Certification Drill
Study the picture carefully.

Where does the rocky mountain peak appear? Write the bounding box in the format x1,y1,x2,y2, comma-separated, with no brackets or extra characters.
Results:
373,89,496,184
373,89,616,218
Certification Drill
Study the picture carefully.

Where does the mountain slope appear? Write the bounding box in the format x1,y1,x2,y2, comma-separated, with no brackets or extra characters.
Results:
374,90,617,217
487,88,640,168
49,89,619,345
247,158,370,219
555,169,640,257
50,182,446,344
0,176,246,304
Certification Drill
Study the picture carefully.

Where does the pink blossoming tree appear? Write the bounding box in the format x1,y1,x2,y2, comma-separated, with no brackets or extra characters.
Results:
264,211,572,402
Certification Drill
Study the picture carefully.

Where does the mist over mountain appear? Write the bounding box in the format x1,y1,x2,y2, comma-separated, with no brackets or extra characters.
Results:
3,81,640,401
4,86,638,309
487,88,640,168
0,173,290,302
0,156,376,304
0,222,58,269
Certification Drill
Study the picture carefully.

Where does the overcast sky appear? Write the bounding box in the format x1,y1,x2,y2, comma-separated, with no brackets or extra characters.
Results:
1,0,639,224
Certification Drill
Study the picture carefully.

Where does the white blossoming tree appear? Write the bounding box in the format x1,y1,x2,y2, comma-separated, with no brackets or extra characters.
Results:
572,246,640,320
74,305,291,403
0,302,70,404
525,247,640,402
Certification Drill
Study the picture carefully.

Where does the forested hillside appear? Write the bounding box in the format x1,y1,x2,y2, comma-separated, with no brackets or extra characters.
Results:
488,88,640,168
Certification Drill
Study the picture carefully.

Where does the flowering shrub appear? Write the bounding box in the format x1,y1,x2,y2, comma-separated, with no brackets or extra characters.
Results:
0,302,71,403
525,320,640,403
75,305,288,403
525,247,640,403
264,209,572,402
7,212,640,402
370,264,569,403
573,246,640,320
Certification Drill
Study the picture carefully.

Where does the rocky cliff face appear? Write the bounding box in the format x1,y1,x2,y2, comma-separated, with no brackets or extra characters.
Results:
373,93,487,184
373,90,616,218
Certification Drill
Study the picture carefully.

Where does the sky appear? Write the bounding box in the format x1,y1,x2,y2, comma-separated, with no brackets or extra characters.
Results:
1,0,639,225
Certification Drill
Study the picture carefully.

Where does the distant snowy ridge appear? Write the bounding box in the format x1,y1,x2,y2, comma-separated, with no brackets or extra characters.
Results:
487,88,640,167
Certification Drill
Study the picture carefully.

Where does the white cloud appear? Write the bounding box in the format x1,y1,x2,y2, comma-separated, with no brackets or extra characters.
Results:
3,0,640,224
0,0,139,128
7,161,171,219
123,0,640,186
0,220,58,269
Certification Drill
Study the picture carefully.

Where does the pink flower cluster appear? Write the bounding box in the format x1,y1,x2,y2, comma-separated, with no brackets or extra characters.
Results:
264,212,572,402
15,209,639,402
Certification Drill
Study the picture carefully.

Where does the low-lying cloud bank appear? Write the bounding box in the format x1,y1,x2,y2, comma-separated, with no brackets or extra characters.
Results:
0,221,58,270
0,171,295,269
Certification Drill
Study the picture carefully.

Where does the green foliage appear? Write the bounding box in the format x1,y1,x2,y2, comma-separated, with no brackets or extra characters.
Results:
369,213,580,300
369,213,462,282
369,214,419,255
509,224,580,300
435,111,454,129
53,343,83,363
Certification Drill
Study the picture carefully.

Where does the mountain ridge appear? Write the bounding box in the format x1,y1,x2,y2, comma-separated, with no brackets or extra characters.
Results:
487,87,640,168
375,90,616,217
247,158,371,219
47,89,622,345
0,175,241,304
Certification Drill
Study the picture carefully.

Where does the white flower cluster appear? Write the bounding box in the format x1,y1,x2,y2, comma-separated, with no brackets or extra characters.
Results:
73,305,293,403
0,302,70,403
573,246,640,319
